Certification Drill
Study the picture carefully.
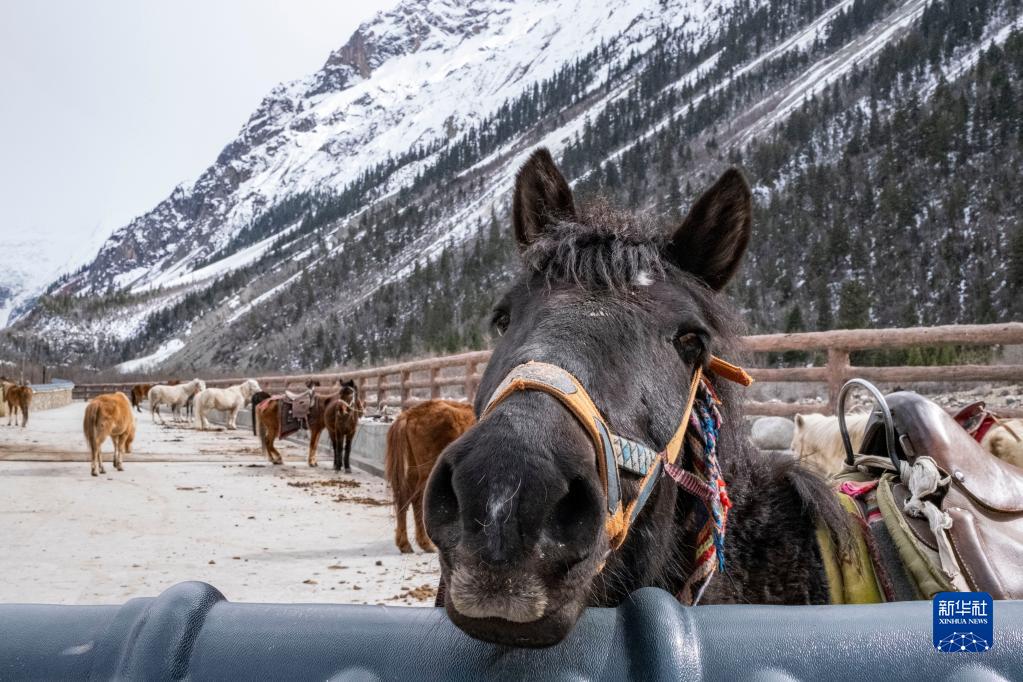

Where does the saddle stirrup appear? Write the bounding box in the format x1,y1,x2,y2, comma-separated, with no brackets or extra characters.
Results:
838,378,900,470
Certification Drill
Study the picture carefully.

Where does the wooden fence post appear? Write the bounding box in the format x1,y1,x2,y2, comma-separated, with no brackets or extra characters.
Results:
826,349,851,415
430,366,441,399
463,361,477,402
400,370,411,408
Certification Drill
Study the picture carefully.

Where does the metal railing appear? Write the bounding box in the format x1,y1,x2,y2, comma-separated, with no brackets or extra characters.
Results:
72,323,1023,416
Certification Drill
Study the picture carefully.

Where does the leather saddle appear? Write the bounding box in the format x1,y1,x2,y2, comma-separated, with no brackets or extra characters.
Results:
284,390,314,421
857,390,1023,599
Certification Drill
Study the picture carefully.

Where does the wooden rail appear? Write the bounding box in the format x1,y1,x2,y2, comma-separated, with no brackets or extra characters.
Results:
72,323,1023,417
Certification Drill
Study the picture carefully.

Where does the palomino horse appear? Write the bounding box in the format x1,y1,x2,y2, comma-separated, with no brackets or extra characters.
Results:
148,379,205,425
422,149,850,647
790,412,870,476
255,380,336,467
324,380,364,473
84,392,136,476
129,384,152,413
195,379,261,430
386,399,475,553
2,381,33,427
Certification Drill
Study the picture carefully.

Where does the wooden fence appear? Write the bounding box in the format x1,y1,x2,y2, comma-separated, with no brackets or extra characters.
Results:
72,323,1023,417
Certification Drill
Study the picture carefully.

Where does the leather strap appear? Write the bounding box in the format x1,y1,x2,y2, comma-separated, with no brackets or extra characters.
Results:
482,355,747,548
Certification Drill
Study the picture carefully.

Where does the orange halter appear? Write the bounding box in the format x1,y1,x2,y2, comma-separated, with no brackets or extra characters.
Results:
481,356,752,549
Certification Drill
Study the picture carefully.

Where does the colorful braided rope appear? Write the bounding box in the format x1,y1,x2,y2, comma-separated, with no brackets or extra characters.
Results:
671,379,730,604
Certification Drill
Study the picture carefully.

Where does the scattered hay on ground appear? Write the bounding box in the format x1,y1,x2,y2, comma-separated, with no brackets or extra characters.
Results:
391,584,437,602
287,479,361,490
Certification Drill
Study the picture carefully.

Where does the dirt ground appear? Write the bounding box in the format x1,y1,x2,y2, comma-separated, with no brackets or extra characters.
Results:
0,402,440,606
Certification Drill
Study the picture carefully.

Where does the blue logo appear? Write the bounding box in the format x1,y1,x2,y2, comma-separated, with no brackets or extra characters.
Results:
933,592,993,652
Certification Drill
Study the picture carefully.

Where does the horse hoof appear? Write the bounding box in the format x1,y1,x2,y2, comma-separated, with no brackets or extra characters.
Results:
420,545,437,554
91,471,98,477
309,462,318,468
344,467,352,474
398,545,414,554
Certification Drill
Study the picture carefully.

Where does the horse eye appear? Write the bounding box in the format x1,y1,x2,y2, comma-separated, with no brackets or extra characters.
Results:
674,331,707,366
491,311,510,336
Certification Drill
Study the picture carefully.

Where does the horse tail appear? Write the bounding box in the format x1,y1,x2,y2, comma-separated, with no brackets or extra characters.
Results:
385,415,412,517
21,388,30,427
252,399,259,436
83,400,101,458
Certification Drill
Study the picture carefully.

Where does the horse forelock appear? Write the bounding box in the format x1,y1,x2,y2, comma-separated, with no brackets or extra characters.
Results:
522,203,667,292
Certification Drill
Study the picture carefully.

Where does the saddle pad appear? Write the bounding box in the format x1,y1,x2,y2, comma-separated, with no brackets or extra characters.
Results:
279,399,304,439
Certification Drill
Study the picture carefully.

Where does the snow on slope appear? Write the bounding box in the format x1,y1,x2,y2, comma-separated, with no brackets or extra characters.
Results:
114,339,185,373
70,0,742,297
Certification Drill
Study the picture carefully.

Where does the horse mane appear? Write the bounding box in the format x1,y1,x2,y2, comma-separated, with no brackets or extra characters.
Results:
522,202,665,293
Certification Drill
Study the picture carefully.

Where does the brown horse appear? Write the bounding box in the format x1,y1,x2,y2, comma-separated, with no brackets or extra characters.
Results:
324,380,364,473
130,384,153,413
255,379,336,467
84,392,136,477
386,400,475,554
2,381,33,427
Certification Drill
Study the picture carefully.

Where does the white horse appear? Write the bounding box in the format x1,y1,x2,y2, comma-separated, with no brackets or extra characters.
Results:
149,379,206,425
790,412,870,477
195,379,261,431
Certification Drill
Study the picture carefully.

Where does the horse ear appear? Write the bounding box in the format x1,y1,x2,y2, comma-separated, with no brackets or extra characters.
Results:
667,168,752,291
794,414,805,428
512,148,576,251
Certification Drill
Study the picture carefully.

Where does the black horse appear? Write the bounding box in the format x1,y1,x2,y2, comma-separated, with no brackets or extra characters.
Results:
250,391,271,436
326,380,362,472
423,149,849,647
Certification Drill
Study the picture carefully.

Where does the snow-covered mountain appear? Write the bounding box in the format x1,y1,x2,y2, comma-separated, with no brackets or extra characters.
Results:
10,0,1023,372
57,0,732,297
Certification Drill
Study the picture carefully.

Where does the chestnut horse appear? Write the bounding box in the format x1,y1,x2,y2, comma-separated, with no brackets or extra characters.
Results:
129,384,152,413
386,400,475,553
255,380,337,466
2,381,33,427
324,380,364,473
84,392,136,476
422,149,848,647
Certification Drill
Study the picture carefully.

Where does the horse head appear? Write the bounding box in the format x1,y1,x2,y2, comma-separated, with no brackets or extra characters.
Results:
242,379,261,401
424,148,752,647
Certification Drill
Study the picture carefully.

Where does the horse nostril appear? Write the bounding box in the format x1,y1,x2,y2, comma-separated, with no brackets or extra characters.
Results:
425,459,460,539
548,476,601,545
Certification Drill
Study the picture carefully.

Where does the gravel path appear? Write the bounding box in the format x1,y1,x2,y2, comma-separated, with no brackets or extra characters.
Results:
0,402,440,606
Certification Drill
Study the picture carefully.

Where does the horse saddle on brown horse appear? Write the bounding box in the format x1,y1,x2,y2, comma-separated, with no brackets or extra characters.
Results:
272,390,314,438
836,380,1023,600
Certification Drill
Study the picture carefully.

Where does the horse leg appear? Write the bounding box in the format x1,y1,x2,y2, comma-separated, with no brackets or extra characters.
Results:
20,402,28,428
308,425,322,468
395,493,413,554
113,435,124,471
330,429,341,471
261,419,283,465
228,405,239,430
89,429,100,477
411,490,436,553
343,434,353,474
